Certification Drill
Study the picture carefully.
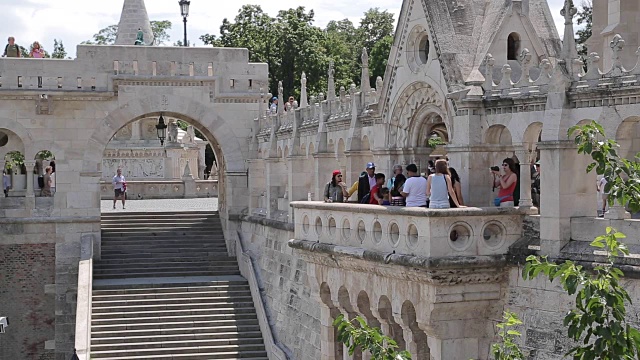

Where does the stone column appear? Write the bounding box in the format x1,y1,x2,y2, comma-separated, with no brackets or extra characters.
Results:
130,120,141,141
319,305,340,360
515,148,534,208
537,140,597,255
265,158,283,219
25,161,36,197
288,155,308,219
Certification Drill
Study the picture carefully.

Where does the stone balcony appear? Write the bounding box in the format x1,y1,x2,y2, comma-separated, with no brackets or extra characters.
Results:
289,201,529,258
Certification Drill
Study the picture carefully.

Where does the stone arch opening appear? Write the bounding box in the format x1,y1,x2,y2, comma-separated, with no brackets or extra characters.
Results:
485,124,513,145
507,33,520,61
401,301,430,359
377,295,406,350
338,286,363,359
616,116,640,160
320,282,344,359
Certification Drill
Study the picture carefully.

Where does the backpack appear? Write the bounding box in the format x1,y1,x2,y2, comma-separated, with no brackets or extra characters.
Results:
360,193,370,204
4,44,19,57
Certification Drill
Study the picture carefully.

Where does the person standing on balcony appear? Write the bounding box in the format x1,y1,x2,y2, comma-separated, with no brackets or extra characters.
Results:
426,159,461,209
3,37,21,58
387,164,404,190
30,42,44,58
401,164,428,207
492,158,518,207
2,170,10,197
448,167,464,207
357,162,376,203
112,168,126,210
324,170,348,203
368,173,386,205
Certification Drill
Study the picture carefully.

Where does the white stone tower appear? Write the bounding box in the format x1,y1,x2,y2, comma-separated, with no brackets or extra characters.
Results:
114,0,155,45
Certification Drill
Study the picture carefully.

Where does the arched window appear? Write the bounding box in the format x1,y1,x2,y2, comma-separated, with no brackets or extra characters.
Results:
418,35,430,64
507,33,520,60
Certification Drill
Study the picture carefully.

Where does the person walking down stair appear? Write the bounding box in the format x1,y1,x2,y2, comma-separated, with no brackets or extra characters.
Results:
113,168,126,209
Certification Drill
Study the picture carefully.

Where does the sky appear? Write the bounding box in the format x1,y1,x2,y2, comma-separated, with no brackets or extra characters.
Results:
0,0,567,56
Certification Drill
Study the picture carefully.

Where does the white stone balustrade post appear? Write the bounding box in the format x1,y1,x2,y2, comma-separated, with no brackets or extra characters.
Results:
605,201,631,219
515,148,533,208
319,305,339,360
25,161,36,197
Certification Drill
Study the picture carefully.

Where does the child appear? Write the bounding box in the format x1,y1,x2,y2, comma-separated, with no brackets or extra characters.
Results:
381,187,390,205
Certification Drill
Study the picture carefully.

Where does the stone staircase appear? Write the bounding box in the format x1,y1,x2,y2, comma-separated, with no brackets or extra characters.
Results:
90,211,268,360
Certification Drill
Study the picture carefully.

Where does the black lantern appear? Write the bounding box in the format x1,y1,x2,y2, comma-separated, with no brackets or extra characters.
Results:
156,113,168,146
179,0,191,47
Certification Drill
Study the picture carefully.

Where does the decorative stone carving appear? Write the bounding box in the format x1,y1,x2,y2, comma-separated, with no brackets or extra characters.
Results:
102,159,165,179
482,54,495,91
327,61,336,101
388,82,445,148
609,34,626,76
168,120,179,144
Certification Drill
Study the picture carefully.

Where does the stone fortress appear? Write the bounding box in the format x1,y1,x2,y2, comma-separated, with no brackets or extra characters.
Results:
3,0,640,359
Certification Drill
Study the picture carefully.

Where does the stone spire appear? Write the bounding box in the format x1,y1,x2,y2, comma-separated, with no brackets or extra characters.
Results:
115,0,155,45
560,0,578,62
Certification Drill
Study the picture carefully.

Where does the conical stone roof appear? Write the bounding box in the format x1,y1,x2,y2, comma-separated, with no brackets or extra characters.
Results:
115,0,155,45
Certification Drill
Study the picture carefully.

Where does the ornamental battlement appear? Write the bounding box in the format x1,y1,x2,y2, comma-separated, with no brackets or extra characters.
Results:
0,45,268,95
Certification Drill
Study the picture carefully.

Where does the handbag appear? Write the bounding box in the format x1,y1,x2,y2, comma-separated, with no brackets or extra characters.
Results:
494,196,510,206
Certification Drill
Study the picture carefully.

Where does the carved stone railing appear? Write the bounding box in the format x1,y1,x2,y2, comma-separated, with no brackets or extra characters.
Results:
0,45,267,93
99,179,218,199
74,235,94,360
290,202,528,258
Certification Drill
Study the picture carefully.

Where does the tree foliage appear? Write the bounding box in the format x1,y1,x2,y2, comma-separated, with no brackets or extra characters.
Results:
569,121,640,212
575,1,592,55
83,21,172,45
524,227,640,359
333,314,412,360
52,39,67,59
491,311,525,360
200,5,394,99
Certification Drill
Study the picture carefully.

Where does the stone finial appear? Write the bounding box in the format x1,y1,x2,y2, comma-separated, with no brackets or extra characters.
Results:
560,0,579,65
534,59,553,85
498,64,513,90
376,76,384,103
115,0,155,45
309,95,317,119
482,53,496,91
516,48,532,86
259,88,266,117
585,52,602,79
339,86,346,111
277,81,284,114
327,61,336,101
350,83,357,95
318,93,325,102
182,161,193,179
360,48,371,98
300,72,308,108
633,47,640,75
609,34,626,76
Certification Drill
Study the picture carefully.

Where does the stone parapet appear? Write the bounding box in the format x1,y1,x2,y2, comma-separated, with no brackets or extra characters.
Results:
99,180,218,199
290,201,529,258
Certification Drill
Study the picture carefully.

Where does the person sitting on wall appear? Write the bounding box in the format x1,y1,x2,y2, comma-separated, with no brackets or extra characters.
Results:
324,170,348,203
357,162,376,203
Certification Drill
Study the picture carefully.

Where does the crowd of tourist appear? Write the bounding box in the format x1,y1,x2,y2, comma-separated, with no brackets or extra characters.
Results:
324,157,539,209
2,37,46,58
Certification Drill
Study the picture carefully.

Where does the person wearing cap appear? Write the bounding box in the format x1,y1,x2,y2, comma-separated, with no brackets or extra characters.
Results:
270,97,278,114
357,162,377,203
324,170,348,202
532,161,541,208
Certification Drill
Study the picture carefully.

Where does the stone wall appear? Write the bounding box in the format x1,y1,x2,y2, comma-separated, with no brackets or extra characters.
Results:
506,266,640,359
0,243,56,360
235,217,321,360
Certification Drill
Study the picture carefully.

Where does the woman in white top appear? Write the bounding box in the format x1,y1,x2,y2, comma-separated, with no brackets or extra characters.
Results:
426,159,462,209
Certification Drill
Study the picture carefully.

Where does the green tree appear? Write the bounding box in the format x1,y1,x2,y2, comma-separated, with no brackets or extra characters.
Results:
357,8,395,57
576,0,592,57
83,21,171,45
369,35,393,86
333,314,412,360
52,39,67,59
491,311,525,360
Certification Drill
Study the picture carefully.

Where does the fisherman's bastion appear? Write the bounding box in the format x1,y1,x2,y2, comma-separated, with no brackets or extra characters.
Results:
3,0,640,359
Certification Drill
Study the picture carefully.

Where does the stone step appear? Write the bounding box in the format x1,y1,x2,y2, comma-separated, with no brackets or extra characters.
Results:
92,301,256,315
100,237,226,244
92,266,240,275
92,282,249,294
101,221,222,227
94,257,234,265
99,251,227,259
91,330,264,344
99,245,228,253
90,349,268,360
91,324,262,338
92,291,252,304
101,230,223,237
94,260,237,269
101,211,218,217
92,313,259,327
92,296,254,310
91,336,265,351
90,344,267,359
93,270,240,279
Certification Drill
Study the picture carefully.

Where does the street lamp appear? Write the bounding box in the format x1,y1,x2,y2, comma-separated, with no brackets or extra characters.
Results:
156,113,168,146
179,0,191,47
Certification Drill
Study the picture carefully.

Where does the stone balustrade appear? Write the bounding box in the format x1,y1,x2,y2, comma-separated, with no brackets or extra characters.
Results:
99,179,218,199
290,201,528,258
0,45,267,93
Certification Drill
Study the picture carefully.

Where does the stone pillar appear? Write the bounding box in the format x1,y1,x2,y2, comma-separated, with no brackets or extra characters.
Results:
319,305,339,360
538,140,597,255
131,120,141,141
288,155,308,219
182,161,196,198
314,154,334,201
515,148,534,208
605,201,631,219
25,161,36,197
265,158,282,219
247,159,266,215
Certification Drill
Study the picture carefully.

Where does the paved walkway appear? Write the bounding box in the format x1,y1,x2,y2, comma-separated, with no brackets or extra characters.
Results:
101,198,219,213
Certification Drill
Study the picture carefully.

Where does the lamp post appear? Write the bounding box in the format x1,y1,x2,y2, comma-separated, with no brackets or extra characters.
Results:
156,113,168,146
179,0,191,47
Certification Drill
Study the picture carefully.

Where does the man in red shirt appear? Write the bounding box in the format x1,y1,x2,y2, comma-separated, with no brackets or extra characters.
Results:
369,173,386,205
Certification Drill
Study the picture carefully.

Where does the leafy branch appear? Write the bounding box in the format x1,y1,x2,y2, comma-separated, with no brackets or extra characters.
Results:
333,314,412,360
568,120,640,212
491,311,525,360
